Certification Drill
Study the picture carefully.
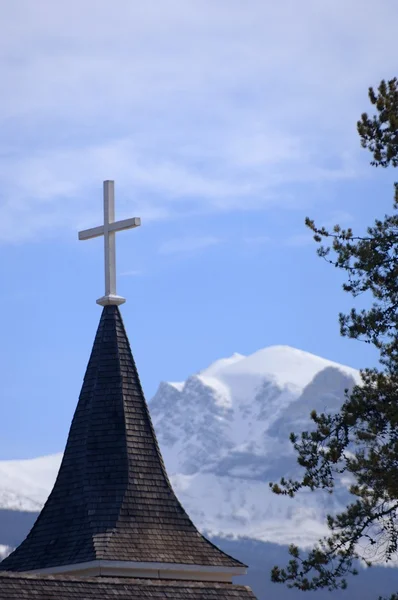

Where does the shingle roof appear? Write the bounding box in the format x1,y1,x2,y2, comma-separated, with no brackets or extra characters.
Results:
0,572,257,599
1,306,244,572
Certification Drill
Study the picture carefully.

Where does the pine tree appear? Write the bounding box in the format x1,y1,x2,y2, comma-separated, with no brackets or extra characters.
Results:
270,79,398,599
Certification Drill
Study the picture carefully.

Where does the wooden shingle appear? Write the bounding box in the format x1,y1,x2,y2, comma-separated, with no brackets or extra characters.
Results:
0,572,257,599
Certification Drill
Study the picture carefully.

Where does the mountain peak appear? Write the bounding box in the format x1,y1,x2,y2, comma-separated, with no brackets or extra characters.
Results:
234,344,360,390
192,345,359,406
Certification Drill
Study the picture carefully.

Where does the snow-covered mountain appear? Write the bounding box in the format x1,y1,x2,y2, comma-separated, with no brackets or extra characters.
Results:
0,345,360,550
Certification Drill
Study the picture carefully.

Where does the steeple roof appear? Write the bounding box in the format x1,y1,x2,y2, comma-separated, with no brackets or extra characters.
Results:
1,306,244,573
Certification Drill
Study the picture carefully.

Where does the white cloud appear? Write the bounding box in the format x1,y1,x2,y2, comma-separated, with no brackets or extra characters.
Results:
0,0,397,242
159,236,221,255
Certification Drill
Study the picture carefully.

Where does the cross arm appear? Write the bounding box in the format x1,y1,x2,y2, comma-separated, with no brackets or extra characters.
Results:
78,217,141,241
78,225,104,240
109,217,141,233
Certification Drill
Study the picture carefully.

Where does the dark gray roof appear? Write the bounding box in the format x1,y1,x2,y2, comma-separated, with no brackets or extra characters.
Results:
0,572,257,599
1,306,244,572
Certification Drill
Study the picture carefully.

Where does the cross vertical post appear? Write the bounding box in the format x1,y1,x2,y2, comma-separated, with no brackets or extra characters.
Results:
104,180,116,298
78,180,141,306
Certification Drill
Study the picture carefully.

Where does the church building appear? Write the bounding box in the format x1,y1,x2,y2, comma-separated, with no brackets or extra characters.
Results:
0,182,257,599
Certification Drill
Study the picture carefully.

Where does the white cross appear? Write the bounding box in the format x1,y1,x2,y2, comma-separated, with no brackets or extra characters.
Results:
78,180,141,306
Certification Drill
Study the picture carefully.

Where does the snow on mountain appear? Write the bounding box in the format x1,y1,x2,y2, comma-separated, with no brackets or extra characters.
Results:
0,454,62,511
0,345,360,549
0,546,11,560
199,345,359,401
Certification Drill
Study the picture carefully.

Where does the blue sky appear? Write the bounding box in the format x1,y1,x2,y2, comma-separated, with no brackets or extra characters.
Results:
1,0,397,459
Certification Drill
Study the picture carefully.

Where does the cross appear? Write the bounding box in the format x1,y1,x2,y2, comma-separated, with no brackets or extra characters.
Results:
78,180,141,306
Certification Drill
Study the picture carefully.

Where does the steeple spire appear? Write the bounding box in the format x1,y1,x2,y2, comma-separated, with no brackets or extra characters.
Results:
1,306,245,580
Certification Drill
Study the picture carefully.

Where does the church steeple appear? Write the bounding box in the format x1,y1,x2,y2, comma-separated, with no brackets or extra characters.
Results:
1,181,248,584
2,305,245,579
